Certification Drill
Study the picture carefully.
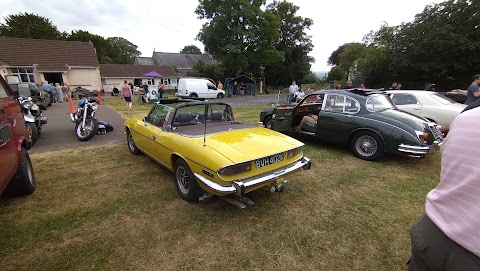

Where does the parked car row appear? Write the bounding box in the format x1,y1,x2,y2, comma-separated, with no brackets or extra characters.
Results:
123,88,465,207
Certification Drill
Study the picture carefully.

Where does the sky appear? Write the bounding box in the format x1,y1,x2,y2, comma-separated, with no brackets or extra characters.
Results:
1,0,444,72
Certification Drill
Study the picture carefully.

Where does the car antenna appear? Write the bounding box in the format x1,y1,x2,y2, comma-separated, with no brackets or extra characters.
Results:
276,91,281,107
203,104,208,146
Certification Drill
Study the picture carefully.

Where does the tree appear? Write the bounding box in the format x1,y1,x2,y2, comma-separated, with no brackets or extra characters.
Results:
181,45,202,54
67,31,140,64
107,37,141,64
390,0,480,89
328,44,347,66
188,61,224,82
337,43,366,78
67,30,113,63
264,0,314,85
327,65,345,82
0,12,66,40
195,0,284,77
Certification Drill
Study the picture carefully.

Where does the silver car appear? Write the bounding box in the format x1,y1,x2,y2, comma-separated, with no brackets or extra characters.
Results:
385,90,466,130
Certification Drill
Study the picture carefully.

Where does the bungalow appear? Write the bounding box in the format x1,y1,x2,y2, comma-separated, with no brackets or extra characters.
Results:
99,64,178,93
0,37,101,91
135,51,215,77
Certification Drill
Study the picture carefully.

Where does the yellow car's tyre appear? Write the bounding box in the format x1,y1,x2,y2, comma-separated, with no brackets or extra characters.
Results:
174,159,203,202
127,131,141,155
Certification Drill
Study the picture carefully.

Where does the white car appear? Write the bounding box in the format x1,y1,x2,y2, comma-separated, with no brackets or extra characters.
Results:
176,78,225,99
385,90,466,130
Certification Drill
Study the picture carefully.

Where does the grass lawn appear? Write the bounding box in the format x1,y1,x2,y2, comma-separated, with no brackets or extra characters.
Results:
0,98,441,270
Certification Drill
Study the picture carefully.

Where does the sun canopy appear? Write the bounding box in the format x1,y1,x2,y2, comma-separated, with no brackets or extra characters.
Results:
143,71,163,77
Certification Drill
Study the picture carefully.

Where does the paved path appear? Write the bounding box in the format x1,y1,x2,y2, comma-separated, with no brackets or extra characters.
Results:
30,100,126,154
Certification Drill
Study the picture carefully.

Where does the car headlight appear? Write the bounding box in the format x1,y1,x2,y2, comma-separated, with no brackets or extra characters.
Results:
415,130,428,145
219,162,252,176
288,147,302,159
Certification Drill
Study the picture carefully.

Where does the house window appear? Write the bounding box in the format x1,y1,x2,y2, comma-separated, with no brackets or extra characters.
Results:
11,68,35,83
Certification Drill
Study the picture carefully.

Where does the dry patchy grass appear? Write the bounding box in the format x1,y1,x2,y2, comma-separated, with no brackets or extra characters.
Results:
0,101,442,271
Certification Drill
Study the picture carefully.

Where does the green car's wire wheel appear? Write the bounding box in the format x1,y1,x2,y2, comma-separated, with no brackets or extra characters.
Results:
351,131,384,161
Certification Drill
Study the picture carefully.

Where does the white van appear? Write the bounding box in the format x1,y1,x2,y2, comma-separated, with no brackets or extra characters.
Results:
177,78,225,99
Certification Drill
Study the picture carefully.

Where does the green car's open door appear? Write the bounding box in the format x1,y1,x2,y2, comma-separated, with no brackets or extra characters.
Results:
272,107,294,132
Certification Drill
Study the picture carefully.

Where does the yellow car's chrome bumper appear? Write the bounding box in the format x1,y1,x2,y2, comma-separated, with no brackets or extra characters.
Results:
194,157,311,197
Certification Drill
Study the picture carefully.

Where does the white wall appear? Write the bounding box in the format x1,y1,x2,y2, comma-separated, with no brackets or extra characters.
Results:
66,68,101,90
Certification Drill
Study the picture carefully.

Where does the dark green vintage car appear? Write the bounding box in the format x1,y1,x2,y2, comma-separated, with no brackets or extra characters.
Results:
259,89,444,160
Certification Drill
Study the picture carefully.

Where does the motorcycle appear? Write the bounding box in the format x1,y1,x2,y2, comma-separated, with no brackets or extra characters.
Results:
69,97,99,141
17,96,48,146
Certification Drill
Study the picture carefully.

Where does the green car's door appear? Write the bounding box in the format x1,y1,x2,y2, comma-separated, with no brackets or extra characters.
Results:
272,107,294,132
316,94,361,145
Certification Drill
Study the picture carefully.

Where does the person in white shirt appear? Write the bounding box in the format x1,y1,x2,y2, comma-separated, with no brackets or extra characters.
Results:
295,89,305,102
407,106,480,270
288,80,299,103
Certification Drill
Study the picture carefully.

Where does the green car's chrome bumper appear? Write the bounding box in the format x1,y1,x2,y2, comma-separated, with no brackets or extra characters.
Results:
398,140,442,156
194,156,311,197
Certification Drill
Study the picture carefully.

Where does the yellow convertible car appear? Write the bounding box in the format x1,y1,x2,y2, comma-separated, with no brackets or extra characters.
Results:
124,99,311,207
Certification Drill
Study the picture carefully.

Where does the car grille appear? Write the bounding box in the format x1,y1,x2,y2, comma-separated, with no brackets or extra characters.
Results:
429,124,443,142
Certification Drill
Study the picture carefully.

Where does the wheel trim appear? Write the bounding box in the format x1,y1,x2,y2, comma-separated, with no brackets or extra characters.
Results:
355,135,378,157
77,119,93,138
128,134,135,151
176,166,190,194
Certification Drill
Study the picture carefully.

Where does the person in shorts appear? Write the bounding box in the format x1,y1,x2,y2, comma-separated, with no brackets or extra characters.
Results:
120,80,133,111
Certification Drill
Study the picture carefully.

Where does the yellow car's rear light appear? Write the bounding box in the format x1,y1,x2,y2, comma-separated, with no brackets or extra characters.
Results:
288,147,302,159
219,162,252,176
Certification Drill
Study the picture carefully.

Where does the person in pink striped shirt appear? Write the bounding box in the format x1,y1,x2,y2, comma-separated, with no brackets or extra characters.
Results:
407,106,480,270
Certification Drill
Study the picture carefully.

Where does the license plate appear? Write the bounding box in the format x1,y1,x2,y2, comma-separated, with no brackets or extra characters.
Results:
255,153,284,168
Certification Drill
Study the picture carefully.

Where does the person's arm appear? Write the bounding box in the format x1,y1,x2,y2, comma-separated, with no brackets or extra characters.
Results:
474,90,480,97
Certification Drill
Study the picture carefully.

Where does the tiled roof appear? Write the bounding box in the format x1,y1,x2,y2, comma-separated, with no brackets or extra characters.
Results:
0,37,99,71
134,57,156,65
135,52,214,69
99,64,178,78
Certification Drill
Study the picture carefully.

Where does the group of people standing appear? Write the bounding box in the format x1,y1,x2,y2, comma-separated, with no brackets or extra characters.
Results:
40,82,72,104
231,81,245,97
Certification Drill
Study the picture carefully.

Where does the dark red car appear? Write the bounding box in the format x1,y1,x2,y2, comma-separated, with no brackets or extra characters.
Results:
0,77,35,196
